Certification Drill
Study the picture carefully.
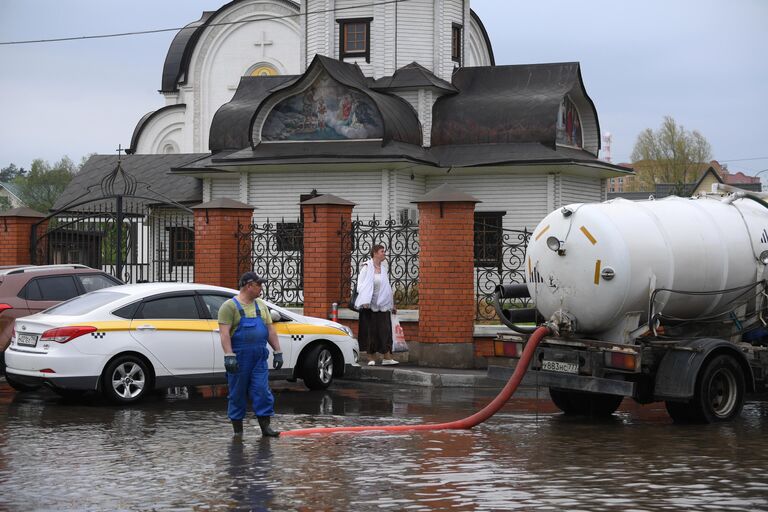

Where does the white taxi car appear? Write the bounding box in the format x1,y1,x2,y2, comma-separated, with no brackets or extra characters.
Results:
5,283,360,403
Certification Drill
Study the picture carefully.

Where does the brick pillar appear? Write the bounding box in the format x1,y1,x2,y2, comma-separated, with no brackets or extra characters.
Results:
0,207,47,266
192,199,255,289
301,194,356,320
412,184,480,368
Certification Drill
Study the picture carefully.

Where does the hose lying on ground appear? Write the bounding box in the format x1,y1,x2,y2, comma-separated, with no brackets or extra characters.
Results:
281,325,551,437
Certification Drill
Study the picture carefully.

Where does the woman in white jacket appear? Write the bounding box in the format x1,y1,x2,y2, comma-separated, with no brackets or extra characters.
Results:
354,244,398,365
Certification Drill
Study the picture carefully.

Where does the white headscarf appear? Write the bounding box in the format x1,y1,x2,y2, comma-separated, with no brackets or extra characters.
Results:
354,258,394,311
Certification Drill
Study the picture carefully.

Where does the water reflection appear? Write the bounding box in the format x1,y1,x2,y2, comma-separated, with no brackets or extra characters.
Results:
0,380,767,511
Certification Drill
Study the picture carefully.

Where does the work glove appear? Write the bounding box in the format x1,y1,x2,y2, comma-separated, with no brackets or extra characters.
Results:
224,353,239,374
273,352,284,370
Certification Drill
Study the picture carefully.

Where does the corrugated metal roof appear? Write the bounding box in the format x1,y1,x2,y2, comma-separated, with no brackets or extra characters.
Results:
371,62,457,93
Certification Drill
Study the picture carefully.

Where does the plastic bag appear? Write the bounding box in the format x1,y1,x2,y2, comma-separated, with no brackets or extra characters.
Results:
391,313,408,352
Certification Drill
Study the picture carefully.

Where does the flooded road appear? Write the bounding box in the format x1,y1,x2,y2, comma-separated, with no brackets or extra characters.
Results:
1,379,767,511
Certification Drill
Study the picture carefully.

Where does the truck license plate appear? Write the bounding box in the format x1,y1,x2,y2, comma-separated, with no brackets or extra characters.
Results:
542,360,578,374
17,334,38,347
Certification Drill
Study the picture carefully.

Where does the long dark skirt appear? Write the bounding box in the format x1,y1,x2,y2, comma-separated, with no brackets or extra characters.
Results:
358,309,393,354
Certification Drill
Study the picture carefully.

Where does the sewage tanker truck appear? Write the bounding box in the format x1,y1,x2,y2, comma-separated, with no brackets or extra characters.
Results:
494,184,768,422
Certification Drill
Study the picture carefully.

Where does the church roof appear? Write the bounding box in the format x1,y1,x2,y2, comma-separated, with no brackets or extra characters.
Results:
371,62,457,93
127,104,186,154
209,75,298,151
208,140,435,166
53,154,208,212
431,62,601,155
160,0,300,93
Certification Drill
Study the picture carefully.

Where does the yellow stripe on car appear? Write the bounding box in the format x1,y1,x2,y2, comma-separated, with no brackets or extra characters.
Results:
290,324,348,336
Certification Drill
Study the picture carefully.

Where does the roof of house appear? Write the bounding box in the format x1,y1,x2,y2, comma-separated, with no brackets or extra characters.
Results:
370,62,457,93
53,154,208,212
430,62,600,154
0,181,23,201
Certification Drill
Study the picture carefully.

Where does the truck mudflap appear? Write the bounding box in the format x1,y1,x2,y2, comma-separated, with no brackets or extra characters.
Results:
653,338,755,400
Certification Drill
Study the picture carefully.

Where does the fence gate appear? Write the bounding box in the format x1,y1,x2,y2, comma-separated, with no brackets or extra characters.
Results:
237,218,304,306
339,216,420,309
31,160,195,283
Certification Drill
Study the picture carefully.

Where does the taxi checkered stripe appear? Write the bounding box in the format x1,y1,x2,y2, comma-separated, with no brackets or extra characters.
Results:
290,334,304,341
90,332,106,339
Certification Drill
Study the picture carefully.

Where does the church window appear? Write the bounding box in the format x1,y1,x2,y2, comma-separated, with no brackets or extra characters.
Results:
338,18,372,63
249,64,278,77
452,24,462,64
474,211,505,268
167,227,194,267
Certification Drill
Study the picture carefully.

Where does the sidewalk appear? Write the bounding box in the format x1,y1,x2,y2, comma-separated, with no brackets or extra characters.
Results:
343,363,504,388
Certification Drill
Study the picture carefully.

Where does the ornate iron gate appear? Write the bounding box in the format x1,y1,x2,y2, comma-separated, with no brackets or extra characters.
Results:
31,159,195,283
340,216,420,308
236,218,304,306
474,224,531,321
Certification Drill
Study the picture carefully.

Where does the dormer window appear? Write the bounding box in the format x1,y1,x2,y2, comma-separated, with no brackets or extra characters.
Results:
452,24,462,64
338,18,372,63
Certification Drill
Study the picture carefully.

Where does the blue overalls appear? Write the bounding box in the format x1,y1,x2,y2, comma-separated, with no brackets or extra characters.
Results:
227,298,275,421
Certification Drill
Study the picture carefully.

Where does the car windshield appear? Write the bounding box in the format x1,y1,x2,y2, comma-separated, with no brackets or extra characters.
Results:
42,291,129,316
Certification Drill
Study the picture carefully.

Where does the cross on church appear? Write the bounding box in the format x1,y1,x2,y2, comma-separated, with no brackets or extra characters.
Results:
116,144,125,160
254,31,273,57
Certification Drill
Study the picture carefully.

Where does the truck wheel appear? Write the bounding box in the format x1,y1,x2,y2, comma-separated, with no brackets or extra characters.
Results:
693,354,745,423
549,388,623,417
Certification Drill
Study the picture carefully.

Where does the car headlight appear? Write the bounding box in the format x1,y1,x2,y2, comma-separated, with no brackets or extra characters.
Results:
337,325,353,337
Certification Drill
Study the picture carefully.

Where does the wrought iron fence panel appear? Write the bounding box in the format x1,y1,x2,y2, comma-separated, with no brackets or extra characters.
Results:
340,216,419,308
475,223,531,321
237,218,304,306
32,198,195,284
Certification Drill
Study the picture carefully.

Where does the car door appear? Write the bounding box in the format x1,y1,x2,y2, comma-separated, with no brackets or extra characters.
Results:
129,292,216,380
201,293,292,372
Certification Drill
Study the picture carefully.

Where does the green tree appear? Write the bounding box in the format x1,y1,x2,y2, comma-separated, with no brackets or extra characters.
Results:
629,116,712,193
0,163,26,182
16,156,78,213
0,196,11,212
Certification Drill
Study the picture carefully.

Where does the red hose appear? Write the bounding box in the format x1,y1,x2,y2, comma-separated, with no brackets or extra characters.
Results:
281,325,551,437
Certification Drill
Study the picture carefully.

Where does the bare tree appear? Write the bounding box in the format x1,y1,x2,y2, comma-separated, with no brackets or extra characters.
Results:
629,116,712,193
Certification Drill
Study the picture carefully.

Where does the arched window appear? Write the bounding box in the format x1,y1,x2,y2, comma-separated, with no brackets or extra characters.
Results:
556,96,583,148
248,64,278,77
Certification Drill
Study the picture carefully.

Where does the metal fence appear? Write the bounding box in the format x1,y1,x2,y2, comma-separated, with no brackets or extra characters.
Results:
474,224,531,321
237,218,304,306
32,199,195,284
340,216,420,308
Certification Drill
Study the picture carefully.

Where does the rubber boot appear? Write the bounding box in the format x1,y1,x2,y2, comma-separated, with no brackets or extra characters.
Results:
257,416,280,437
232,419,243,435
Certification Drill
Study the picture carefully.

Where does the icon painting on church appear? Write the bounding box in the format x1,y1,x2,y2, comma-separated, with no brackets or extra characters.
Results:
556,96,582,148
262,74,383,141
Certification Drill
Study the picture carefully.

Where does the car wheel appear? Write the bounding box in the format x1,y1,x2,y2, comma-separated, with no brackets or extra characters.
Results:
102,355,151,404
549,388,623,417
302,345,334,390
4,373,41,392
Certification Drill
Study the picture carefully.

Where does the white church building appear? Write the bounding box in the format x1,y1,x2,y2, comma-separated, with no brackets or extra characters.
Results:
66,0,630,233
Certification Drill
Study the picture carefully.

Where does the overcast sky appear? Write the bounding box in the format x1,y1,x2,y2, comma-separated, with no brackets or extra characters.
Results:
1,0,766,175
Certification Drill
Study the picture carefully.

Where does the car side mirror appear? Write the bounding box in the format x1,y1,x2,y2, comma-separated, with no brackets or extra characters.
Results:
270,310,282,323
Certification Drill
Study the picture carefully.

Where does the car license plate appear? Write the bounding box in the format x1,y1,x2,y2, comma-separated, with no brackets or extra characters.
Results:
542,360,578,374
16,334,38,347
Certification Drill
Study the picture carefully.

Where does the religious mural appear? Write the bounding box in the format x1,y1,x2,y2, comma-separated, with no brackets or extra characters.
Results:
262,74,384,141
556,96,582,148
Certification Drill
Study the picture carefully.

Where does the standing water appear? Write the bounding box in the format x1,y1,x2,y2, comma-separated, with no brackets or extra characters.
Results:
1,380,767,511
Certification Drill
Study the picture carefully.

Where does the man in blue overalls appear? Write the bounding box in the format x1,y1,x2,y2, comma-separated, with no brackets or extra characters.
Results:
219,272,284,437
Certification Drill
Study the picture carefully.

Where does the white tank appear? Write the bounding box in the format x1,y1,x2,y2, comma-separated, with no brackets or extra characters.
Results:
526,196,768,337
